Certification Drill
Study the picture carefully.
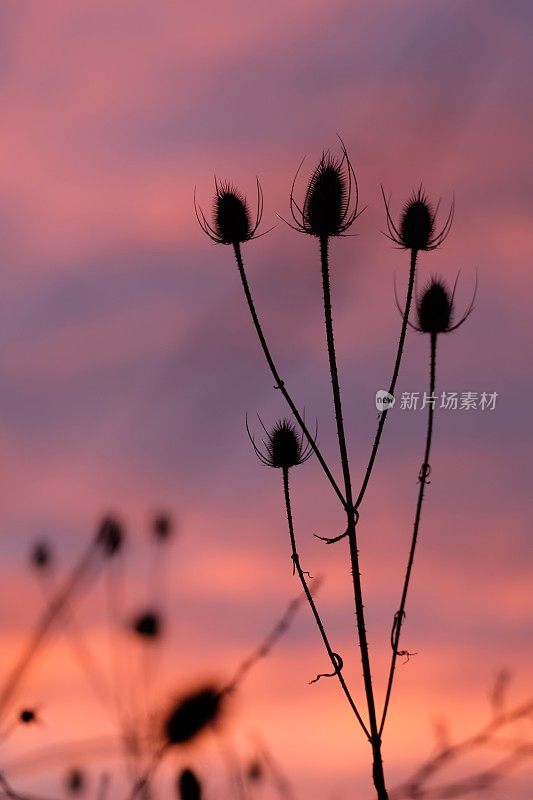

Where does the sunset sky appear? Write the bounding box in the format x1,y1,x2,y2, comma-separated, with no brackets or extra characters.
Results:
0,1,532,798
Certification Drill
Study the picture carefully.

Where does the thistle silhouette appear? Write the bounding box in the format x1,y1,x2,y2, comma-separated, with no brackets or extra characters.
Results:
197,140,475,800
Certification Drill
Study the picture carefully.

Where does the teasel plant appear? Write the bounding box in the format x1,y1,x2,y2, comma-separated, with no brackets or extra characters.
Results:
196,140,464,800
1,511,308,800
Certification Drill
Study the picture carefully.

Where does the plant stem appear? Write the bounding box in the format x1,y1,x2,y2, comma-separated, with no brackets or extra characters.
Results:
233,243,346,508
0,540,101,722
282,467,370,738
319,235,388,800
379,333,437,737
354,249,418,511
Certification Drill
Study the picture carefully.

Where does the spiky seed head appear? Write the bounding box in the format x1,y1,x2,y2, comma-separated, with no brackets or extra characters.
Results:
303,155,347,237
164,686,223,746
96,516,123,557
214,185,252,245
132,610,162,640
177,768,202,800
288,141,359,238
65,768,85,795
31,541,52,571
400,190,435,251
196,179,263,245
268,420,306,469
416,278,453,334
153,512,173,542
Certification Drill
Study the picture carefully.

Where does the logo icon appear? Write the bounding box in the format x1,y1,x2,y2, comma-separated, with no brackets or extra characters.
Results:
375,390,395,412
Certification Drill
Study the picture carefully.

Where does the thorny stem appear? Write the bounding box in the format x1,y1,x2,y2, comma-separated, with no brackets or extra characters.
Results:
319,235,388,800
232,243,346,508
282,467,370,739
379,333,437,737
354,249,418,510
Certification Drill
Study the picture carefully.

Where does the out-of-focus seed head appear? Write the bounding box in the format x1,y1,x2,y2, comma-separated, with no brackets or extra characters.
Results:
65,768,85,795
247,417,314,470
246,760,263,783
153,512,173,543
382,186,454,252
289,140,359,238
164,686,223,746
131,610,162,640
96,516,123,557
19,708,37,725
195,179,264,246
30,541,52,571
177,768,202,800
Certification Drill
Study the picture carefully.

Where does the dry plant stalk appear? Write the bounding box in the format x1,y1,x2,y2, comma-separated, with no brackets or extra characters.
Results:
196,139,478,800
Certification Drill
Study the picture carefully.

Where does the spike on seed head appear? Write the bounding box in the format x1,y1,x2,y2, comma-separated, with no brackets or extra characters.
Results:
131,610,162,640
382,186,454,252
195,179,264,245
96,516,123,557
247,417,314,470
164,686,223,746
177,768,202,800
289,140,360,238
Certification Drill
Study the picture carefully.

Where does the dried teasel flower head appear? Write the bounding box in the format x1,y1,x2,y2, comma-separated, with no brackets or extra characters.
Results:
414,274,476,335
246,417,315,470
96,515,123,557
382,186,454,252
163,686,224,746
195,179,264,245
288,138,360,238
177,768,202,800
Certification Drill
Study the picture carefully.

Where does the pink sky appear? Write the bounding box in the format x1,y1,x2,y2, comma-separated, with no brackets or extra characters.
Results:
0,1,532,798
